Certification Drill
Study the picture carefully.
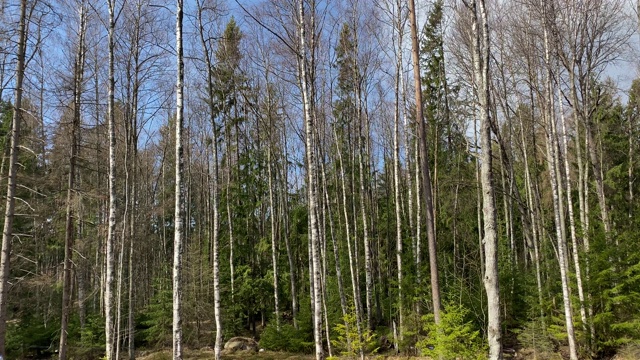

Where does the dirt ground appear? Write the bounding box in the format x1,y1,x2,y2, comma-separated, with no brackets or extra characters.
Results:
136,343,640,360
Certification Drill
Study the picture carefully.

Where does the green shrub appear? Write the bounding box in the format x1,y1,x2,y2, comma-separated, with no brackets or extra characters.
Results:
331,306,378,357
6,314,57,357
78,314,106,347
259,323,312,353
416,304,486,360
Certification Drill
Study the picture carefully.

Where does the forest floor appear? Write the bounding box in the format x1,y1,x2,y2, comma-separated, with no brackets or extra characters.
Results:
135,348,524,360
138,349,314,360
134,346,640,360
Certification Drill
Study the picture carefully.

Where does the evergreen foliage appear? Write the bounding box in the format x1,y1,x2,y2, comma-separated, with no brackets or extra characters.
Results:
5,314,57,357
258,323,311,353
331,306,378,356
139,277,173,347
416,304,485,360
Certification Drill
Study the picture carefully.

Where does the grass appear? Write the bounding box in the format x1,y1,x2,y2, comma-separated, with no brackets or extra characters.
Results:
614,343,640,360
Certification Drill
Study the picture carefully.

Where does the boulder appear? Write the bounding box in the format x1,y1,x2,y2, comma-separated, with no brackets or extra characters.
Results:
223,336,259,354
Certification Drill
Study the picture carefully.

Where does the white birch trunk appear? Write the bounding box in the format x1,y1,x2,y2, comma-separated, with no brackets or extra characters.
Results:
173,0,185,358
542,19,578,360
105,1,118,358
557,87,588,336
196,3,223,353
471,1,502,358
298,1,323,358
268,141,280,330
333,125,363,348
392,2,404,336
320,154,349,329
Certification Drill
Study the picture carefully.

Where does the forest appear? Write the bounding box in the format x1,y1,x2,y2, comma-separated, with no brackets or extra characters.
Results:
0,0,639,359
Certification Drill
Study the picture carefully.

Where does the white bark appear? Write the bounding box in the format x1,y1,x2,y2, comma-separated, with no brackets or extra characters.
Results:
542,18,578,360
298,0,323,358
358,132,373,329
105,0,118,358
267,127,280,330
333,125,363,347
557,87,588,336
393,0,404,337
470,0,502,358
196,3,223,351
320,154,349,331
173,0,185,358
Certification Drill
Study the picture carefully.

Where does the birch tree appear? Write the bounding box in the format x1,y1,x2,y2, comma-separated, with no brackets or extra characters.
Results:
105,0,119,357
298,0,323,358
173,0,185,358
542,4,578,358
468,0,502,357
196,1,222,356
392,0,404,339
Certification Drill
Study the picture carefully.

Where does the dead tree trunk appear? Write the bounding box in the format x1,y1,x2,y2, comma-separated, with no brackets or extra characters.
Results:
59,5,86,359
0,0,27,355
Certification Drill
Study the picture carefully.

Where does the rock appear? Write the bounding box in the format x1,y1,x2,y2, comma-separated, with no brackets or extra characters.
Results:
223,336,259,353
378,335,392,351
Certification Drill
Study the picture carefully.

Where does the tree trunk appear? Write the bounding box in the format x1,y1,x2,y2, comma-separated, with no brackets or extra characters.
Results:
557,86,588,338
268,128,280,330
59,5,86,358
333,124,363,350
320,153,349,333
298,0,323,358
393,3,404,338
542,18,578,360
408,0,441,324
470,1,502,358
280,133,297,329
105,0,118,358
173,0,185,358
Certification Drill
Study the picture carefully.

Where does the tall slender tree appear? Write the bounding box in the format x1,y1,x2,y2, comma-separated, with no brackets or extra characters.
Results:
468,0,502,358
0,0,28,356
105,0,118,357
59,3,87,359
298,0,323,358
196,2,222,356
173,0,185,358
408,0,441,324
